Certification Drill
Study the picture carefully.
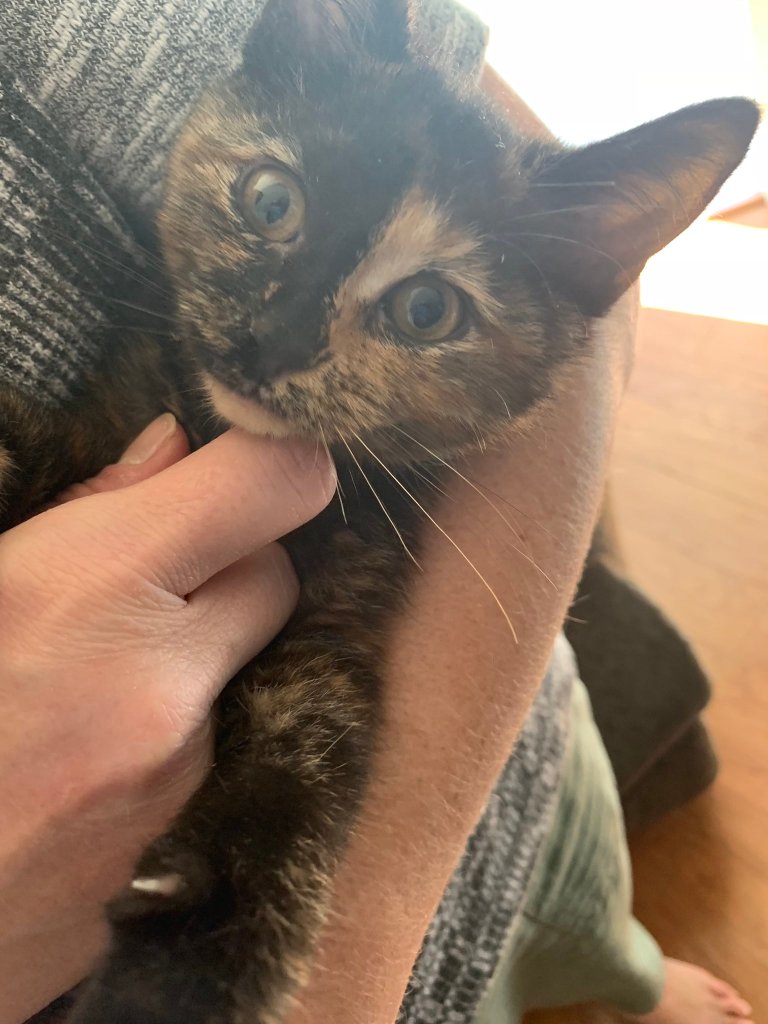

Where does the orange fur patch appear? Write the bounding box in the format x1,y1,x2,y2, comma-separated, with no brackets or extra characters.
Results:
332,186,503,335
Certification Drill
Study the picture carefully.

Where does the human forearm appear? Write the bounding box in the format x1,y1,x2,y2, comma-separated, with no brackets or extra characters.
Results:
479,63,554,140
286,286,636,1023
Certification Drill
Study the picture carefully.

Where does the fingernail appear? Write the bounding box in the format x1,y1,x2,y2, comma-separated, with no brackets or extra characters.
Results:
119,413,177,465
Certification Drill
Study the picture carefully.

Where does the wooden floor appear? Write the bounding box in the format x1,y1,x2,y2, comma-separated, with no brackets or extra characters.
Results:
526,299,768,1021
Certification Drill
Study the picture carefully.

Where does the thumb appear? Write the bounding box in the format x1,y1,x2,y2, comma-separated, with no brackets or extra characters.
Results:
55,414,190,504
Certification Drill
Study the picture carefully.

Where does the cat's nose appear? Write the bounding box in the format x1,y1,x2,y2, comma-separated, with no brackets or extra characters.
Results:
225,324,320,387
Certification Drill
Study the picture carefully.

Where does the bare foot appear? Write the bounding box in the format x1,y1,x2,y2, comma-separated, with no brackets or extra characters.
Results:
629,959,753,1024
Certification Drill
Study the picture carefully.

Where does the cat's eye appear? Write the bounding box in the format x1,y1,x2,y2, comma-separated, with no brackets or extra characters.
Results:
238,167,306,242
387,275,464,343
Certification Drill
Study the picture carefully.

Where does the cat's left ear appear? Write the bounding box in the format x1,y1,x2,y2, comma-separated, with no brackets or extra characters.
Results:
517,98,760,316
243,0,414,86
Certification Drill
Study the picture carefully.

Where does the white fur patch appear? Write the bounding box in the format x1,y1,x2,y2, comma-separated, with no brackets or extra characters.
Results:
131,873,184,897
204,374,296,438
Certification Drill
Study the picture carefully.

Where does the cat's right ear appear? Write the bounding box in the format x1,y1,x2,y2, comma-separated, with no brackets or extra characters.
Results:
243,0,414,89
517,98,760,316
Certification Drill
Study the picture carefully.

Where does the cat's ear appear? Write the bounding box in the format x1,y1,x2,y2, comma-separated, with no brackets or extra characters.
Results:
243,0,414,86
518,98,760,316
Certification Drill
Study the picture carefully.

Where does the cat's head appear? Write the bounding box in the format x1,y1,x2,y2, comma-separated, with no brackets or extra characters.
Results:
159,0,759,462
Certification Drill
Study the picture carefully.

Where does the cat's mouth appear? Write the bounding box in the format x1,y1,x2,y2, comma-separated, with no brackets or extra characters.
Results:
203,374,298,439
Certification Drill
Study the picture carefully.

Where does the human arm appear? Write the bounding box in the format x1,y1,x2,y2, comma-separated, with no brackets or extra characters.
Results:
282,71,638,1024
0,420,335,1024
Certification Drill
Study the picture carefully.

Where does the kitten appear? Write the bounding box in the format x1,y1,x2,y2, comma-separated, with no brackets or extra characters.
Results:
0,0,758,1021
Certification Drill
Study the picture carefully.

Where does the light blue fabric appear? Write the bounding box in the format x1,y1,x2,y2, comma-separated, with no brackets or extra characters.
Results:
474,680,666,1022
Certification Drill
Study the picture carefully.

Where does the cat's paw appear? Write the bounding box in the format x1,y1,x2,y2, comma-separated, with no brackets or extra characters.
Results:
69,679,355,1024
68,894,242,1024
69,841,235,1022
70,828,317,1024
70,894,293,1024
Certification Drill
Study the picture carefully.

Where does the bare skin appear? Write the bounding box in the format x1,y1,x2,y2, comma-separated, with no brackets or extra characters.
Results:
630,960,753,1024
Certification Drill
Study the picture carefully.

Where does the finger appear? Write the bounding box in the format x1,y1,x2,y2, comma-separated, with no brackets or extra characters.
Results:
89,429,336,594
54,414,190,505
160,543,299,712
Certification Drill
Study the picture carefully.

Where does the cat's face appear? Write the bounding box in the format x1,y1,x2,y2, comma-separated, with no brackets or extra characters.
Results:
158,0,758,462
159,36,564,459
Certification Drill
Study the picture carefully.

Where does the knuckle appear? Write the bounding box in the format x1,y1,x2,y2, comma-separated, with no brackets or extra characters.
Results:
0,531,61,615
0,511,168,659
55,480,98,504
69,682,212,813
234,543,299,622
262,541,299,592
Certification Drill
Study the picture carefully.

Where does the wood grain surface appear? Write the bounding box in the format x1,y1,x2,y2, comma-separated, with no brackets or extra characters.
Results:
525,300,768,1022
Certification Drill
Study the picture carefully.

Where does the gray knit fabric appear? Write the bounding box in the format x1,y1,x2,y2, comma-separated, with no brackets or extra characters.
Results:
400,639,573,1022
0,73,146,401
0,3,573,1020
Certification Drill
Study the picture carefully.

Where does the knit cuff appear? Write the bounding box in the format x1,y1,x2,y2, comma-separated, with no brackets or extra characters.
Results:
0,74,143,402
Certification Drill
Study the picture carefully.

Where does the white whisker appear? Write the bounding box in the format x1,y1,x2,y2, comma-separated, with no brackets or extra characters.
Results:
508,231,629,279
529,180,617,189
320,426,347,526
490,387,513,422
340,437,422,572
351,432,518,642
392,426,555,590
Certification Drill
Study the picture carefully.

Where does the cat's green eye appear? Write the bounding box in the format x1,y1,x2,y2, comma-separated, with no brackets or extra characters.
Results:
387,275,464,343
238,167,306,242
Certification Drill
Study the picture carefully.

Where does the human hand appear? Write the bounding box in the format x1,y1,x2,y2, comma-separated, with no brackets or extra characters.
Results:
0,415,335,1024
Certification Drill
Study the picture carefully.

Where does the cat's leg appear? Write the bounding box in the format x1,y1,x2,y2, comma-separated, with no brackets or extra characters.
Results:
0,382,139,526
69,634,379,1024
0,384,81,527
0,334,180,527
0,438,13,507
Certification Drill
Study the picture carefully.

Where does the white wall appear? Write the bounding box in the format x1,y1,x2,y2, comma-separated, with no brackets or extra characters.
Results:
464,0,766,210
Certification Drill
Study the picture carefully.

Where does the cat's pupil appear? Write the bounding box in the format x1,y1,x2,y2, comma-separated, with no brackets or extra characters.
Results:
255,184,290,225
408,287,445,330
238,168,305,241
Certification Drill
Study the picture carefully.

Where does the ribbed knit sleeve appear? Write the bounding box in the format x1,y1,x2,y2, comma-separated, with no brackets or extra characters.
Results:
0,73,144,399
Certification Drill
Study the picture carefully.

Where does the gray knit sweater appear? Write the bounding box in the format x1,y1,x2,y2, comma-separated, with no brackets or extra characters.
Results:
0,3,573,1020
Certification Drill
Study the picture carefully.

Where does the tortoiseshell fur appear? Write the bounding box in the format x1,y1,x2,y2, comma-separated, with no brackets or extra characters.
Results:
0,1,758,1021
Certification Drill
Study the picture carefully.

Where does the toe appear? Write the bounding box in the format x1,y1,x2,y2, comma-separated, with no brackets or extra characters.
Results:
703,973,752,1018
722,995,752,1018
706,972,739,999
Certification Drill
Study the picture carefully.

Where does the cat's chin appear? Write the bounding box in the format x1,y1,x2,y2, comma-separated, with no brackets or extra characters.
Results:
203,374,298,439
